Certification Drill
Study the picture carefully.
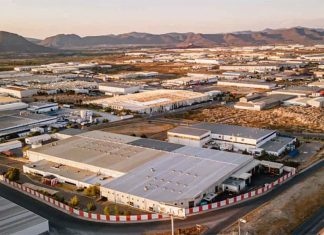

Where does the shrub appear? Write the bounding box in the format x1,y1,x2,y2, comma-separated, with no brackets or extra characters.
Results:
87,202,96,211
69,195,79,207
114,205,119,215
5,168,20,181
84,185,100,197
103,206,110,215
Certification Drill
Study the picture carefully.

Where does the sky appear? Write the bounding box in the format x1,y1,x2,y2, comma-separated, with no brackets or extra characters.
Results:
1,0,324,39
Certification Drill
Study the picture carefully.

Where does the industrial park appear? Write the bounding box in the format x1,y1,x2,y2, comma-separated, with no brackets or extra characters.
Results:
0,1,323,235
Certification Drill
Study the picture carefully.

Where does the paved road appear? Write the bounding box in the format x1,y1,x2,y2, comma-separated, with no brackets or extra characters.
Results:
0,161,323,235
292,207,324,235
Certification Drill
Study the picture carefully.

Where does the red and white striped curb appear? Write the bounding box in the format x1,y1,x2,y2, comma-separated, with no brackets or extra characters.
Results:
2,169,295,221
185,170,296,215
3,178,169,223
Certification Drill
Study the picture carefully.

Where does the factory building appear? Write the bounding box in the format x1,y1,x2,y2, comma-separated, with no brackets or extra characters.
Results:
162,74,217,87
98,83,141,95
0,86,38,98
217,80,276,89
27,102,59,114
0,111,58,139
234,94,296,111
0,96,28,112
168,123,296,156
219,64,279,73
84,89,210,114
24,130,260,216
270,86,323,97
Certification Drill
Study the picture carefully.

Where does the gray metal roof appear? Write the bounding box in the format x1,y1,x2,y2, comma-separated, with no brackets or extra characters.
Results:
0,196,48,235
168,126,210,137
104,149,253,202
192,123,275,140
129,138,184,152
260,136,295,153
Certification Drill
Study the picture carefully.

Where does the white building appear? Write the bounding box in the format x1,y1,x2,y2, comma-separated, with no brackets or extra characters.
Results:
0,86,38,98
168,123,296,157
0,140,22,152
85,89,210,114
219,64,279,73
168,126,211,147
24,130,258,216
0,96,28,112
163,74,217,87
98,83,140,95
217,80,276,89
25,134,52,145
27,102,59,114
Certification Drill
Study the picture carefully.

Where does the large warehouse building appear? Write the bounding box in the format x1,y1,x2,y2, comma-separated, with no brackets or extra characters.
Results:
24,130,260,217
84,89,210,114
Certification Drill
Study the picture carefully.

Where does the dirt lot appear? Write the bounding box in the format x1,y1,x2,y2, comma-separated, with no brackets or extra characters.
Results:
221,166,324,235
101,120,177,140
172,105,324,133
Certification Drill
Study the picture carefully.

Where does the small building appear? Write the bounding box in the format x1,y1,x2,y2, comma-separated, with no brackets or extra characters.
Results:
42,175,58,186
307,97,324,107
260,160,284,175
0,140,22,152
167,126,211,147
217,80,276,89
27,102,59,113
98,83,140,95
25,134,52,145
0,86,38,98
0,96,28,112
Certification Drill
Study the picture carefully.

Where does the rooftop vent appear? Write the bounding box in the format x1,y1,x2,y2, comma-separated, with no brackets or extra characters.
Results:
144,186,148,191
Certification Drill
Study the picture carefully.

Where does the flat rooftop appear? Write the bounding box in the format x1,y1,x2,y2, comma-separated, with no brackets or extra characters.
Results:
260,136,295,153
86,89,209,110
105,147,253,202
99,82,139,89
25,159,114,185
0,96,19,104
168,126,210,137
192,123,275,140
0,111,56,131
28,130,254,203
0,196,48,235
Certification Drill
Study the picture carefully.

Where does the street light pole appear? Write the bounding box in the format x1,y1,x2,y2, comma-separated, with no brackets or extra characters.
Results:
171,214,174,235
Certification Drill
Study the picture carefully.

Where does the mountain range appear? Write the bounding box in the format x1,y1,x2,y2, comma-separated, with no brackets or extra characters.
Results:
0,31,55,53
1,27,324,53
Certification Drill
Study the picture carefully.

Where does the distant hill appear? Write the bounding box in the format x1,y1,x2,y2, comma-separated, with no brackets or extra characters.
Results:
0,31,55,53
39,27,324,49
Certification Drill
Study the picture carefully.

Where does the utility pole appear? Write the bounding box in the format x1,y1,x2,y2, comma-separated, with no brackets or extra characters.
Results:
238,218,247,235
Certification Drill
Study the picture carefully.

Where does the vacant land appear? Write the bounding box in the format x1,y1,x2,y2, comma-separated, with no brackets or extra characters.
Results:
221,166,324,235
101,120,177,140
171,106,324,133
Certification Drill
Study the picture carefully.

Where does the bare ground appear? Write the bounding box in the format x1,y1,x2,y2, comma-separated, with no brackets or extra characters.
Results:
178,106,324,133
220,166,324,235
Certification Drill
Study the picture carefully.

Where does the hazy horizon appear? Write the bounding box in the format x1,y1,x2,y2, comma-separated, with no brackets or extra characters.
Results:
1,0,324,39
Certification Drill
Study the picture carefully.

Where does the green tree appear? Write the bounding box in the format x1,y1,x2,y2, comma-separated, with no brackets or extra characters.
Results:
69,195,79,207
5,168,20,181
